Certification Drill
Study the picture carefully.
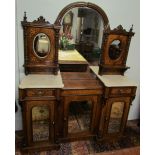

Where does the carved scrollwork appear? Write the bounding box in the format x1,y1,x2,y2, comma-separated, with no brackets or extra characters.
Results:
112,25,129,34
104,25,134,36
33,16,50,24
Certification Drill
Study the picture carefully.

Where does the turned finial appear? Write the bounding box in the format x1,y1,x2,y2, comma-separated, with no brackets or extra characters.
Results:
130,24,133,32
24,12,27,22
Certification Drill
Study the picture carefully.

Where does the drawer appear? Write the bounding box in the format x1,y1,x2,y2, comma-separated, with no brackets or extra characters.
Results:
110,87,132,96
61,89,103,96
26,89,55,97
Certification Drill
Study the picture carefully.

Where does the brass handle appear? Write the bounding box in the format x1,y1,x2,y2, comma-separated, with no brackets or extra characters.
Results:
52,121,55,125
64,117,67,121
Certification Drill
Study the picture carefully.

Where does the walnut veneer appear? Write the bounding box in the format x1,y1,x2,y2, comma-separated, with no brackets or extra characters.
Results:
19,70,137,152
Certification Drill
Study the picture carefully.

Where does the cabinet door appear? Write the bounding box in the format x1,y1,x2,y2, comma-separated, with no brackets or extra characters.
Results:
25,100,55,145
63,96,98,137
103,97,131,137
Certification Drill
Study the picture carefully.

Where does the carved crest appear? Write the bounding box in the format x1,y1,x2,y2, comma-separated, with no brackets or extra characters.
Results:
33,16,50,24
104,25,134,36
111,25,128,33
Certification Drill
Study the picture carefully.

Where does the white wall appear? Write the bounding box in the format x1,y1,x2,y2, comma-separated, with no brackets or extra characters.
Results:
15,0,140,130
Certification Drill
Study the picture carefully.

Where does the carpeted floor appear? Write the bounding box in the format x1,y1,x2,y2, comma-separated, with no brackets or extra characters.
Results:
15,120,140,155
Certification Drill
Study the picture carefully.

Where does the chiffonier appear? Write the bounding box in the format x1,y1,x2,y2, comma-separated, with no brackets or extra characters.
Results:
18,2,137,153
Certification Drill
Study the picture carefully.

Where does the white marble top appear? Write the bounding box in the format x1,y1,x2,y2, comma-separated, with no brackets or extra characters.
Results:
19,71,64,89
90,66,137,87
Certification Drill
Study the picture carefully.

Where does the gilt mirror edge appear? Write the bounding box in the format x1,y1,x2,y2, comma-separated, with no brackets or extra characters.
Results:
33,33,51,59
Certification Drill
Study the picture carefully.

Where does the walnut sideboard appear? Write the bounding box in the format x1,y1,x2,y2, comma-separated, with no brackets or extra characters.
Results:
19,67,137,152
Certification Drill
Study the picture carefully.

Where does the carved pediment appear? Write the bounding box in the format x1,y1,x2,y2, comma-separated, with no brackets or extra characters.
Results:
33,16,50,24
104,25,134,35
22,12,51,27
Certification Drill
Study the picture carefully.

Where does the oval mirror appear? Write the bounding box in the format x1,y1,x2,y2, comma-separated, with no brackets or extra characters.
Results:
108,40,121,60
33,33,50,58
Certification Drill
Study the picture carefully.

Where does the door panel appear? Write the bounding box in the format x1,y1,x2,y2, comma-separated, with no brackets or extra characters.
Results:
68,101,92,134
26,100,55,145
108,101,124,133
104,97,131,136
32,106,50,142
63,96,98,137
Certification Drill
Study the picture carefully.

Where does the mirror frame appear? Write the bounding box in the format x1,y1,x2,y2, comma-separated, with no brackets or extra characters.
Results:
33,33,51,58
21,14,61,75
54,2,110,67
55,2,110,29
98,25,135,75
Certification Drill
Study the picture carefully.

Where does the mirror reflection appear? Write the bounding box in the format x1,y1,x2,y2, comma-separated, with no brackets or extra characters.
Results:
59,8,104,65
68,101,92,133
108,102,124,133
108,40,121,60
33,33,50,58
32,106,50,142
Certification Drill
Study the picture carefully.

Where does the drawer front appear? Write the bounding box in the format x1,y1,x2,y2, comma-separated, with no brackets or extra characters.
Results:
110,87,132,96
61,89,103,96
26,89,55,97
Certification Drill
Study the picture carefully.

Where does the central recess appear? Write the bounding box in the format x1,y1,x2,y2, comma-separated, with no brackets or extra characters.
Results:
68,101,92,133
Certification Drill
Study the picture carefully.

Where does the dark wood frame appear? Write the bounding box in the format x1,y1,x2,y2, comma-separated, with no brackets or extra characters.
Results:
101,97,132,140
21,13,61,75
97,85,137,142
54,2,110,30
98,25,135,75
60,95,99,142
19,88,60,152
25,100,55,145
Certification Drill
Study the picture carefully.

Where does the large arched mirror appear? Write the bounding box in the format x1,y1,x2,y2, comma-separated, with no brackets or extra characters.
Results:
60,8,104,65
56,2,110,68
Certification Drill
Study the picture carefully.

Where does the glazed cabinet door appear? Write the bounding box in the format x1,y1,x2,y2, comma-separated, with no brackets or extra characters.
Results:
100,97,131,139
25,100,55,146
61,95,99,141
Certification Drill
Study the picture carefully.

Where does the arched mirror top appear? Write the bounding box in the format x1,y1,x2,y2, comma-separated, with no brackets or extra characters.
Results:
56,2,111,66
54,1,110,30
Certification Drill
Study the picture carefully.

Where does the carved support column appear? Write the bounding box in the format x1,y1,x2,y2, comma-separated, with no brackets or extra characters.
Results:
53,25,61,74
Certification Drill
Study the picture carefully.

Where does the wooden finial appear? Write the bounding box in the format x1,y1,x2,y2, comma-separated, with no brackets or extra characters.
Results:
24,12,27,22
130,24,133,32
